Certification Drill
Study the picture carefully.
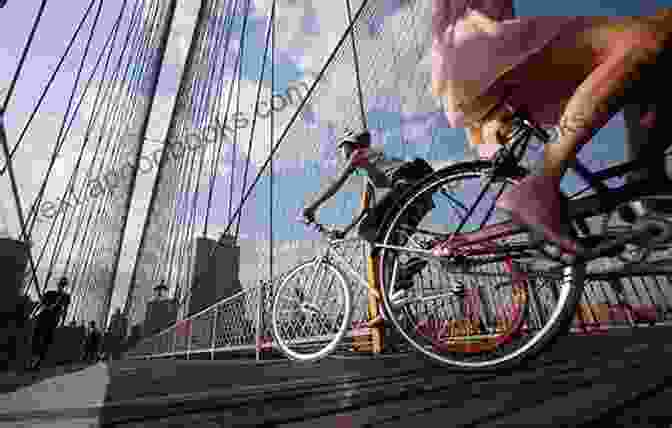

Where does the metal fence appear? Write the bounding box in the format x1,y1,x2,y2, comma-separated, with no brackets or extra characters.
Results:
123,240,672,361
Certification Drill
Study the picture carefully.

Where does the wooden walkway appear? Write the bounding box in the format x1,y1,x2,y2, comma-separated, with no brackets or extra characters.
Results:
1,325,671,427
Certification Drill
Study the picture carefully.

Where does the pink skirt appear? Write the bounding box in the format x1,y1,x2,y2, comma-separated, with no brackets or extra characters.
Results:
433,11,597,128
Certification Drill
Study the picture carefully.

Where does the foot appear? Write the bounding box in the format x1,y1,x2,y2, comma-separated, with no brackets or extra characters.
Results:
496,175,578,255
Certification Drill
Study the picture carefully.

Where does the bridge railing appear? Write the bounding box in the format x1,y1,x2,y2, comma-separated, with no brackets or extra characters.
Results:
123,249,672,361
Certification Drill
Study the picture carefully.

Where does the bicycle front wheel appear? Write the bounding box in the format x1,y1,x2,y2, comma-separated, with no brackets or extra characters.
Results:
271,258,352,362
378,160,586,372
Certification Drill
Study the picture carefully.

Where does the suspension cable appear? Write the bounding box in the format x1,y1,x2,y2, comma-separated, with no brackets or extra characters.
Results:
0,0,49,115
345,0,368,130
188,0,250,303
0,0,98,175
25,0,105,240
107,0,176,322
24,0,131,234
234,0,274,239
203,0,238,236
269,0,276,295
221,0,371,240
178,0,231,304
65,0,155,301
227,0,251,229
26,0,145,292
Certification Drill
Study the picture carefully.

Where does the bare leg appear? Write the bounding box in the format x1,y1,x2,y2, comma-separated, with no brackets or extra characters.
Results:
546,13,672,178
496,14,672,252
623,103,659,183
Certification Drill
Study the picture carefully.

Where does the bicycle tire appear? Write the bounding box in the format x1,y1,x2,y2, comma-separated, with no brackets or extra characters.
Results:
377,160,586,372
271,258,352,362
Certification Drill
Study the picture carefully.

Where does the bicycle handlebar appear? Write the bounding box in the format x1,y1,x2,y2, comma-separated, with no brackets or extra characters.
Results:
301,219,339,239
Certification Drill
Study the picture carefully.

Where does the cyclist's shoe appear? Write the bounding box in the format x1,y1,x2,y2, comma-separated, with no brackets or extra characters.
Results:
497,175,578,255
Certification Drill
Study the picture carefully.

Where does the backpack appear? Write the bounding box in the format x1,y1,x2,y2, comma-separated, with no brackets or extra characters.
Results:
358,158,435,243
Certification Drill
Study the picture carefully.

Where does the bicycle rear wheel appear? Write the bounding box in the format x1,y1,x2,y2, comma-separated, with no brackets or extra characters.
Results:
378,160,586,372
271,259,352,362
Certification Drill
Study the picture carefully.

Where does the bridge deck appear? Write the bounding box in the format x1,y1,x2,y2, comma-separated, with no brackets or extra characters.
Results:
1,325,671,427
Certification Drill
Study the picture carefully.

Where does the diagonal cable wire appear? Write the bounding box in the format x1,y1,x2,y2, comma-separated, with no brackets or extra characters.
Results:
25,0,105,243
234,0,274,239
345,0,368,130
0,0,49,114
0,0,98,175
25,0,145,292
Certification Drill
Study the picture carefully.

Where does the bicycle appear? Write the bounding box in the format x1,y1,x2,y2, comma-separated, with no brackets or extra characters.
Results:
271,222,384,362
271,206,533,363
373,106,672,371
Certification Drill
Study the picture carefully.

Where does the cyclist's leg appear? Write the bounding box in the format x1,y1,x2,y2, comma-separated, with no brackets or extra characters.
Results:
623,44,672,217
35,317,57,366
623,43,672,185
497,12,672,250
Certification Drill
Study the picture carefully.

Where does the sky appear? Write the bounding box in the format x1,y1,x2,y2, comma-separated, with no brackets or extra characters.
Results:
1,0,671,326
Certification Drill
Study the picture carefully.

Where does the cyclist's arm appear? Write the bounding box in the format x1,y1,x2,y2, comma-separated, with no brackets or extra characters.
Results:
303,158,357,215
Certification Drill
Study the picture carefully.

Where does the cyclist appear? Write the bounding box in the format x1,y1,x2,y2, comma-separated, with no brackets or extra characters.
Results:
28,276,71,370
300,128,435,293
432,1,672,254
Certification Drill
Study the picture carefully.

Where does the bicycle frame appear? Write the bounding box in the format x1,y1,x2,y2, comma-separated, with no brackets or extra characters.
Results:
421,110,669,260
313,238,381,300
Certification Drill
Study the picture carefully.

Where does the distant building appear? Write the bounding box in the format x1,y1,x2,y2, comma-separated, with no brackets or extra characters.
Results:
144,283,178,337
109,307,128,339
187,234,242,317
0,237,30,302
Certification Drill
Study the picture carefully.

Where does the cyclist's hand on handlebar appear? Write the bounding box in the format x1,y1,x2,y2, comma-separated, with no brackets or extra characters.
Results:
298,208,316,225
327,229,345,240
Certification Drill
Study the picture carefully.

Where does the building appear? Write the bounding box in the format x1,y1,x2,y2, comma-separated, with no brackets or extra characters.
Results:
0,237,30,301
108,307,128,339
186,234,242,317
144,283,178,337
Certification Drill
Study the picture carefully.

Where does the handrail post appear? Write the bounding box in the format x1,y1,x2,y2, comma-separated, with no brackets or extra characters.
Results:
255,281,265,362
186,319,192,360
172,324,177,356
210,303,219,360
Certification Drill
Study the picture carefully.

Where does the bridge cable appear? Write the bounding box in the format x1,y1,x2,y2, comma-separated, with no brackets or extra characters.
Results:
29,0,106,283
67,0,157,310
164,0,218,301
203,0,239,237
234,0,274,240
32,0,146,293
219,0,371,241
178,0,228,301
0,0,98,175
226,0,251,230
107,0,176,325
345,0,368,130
269,0,276,301
171,0,239,307
0,0,48,115
24,0,133,236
